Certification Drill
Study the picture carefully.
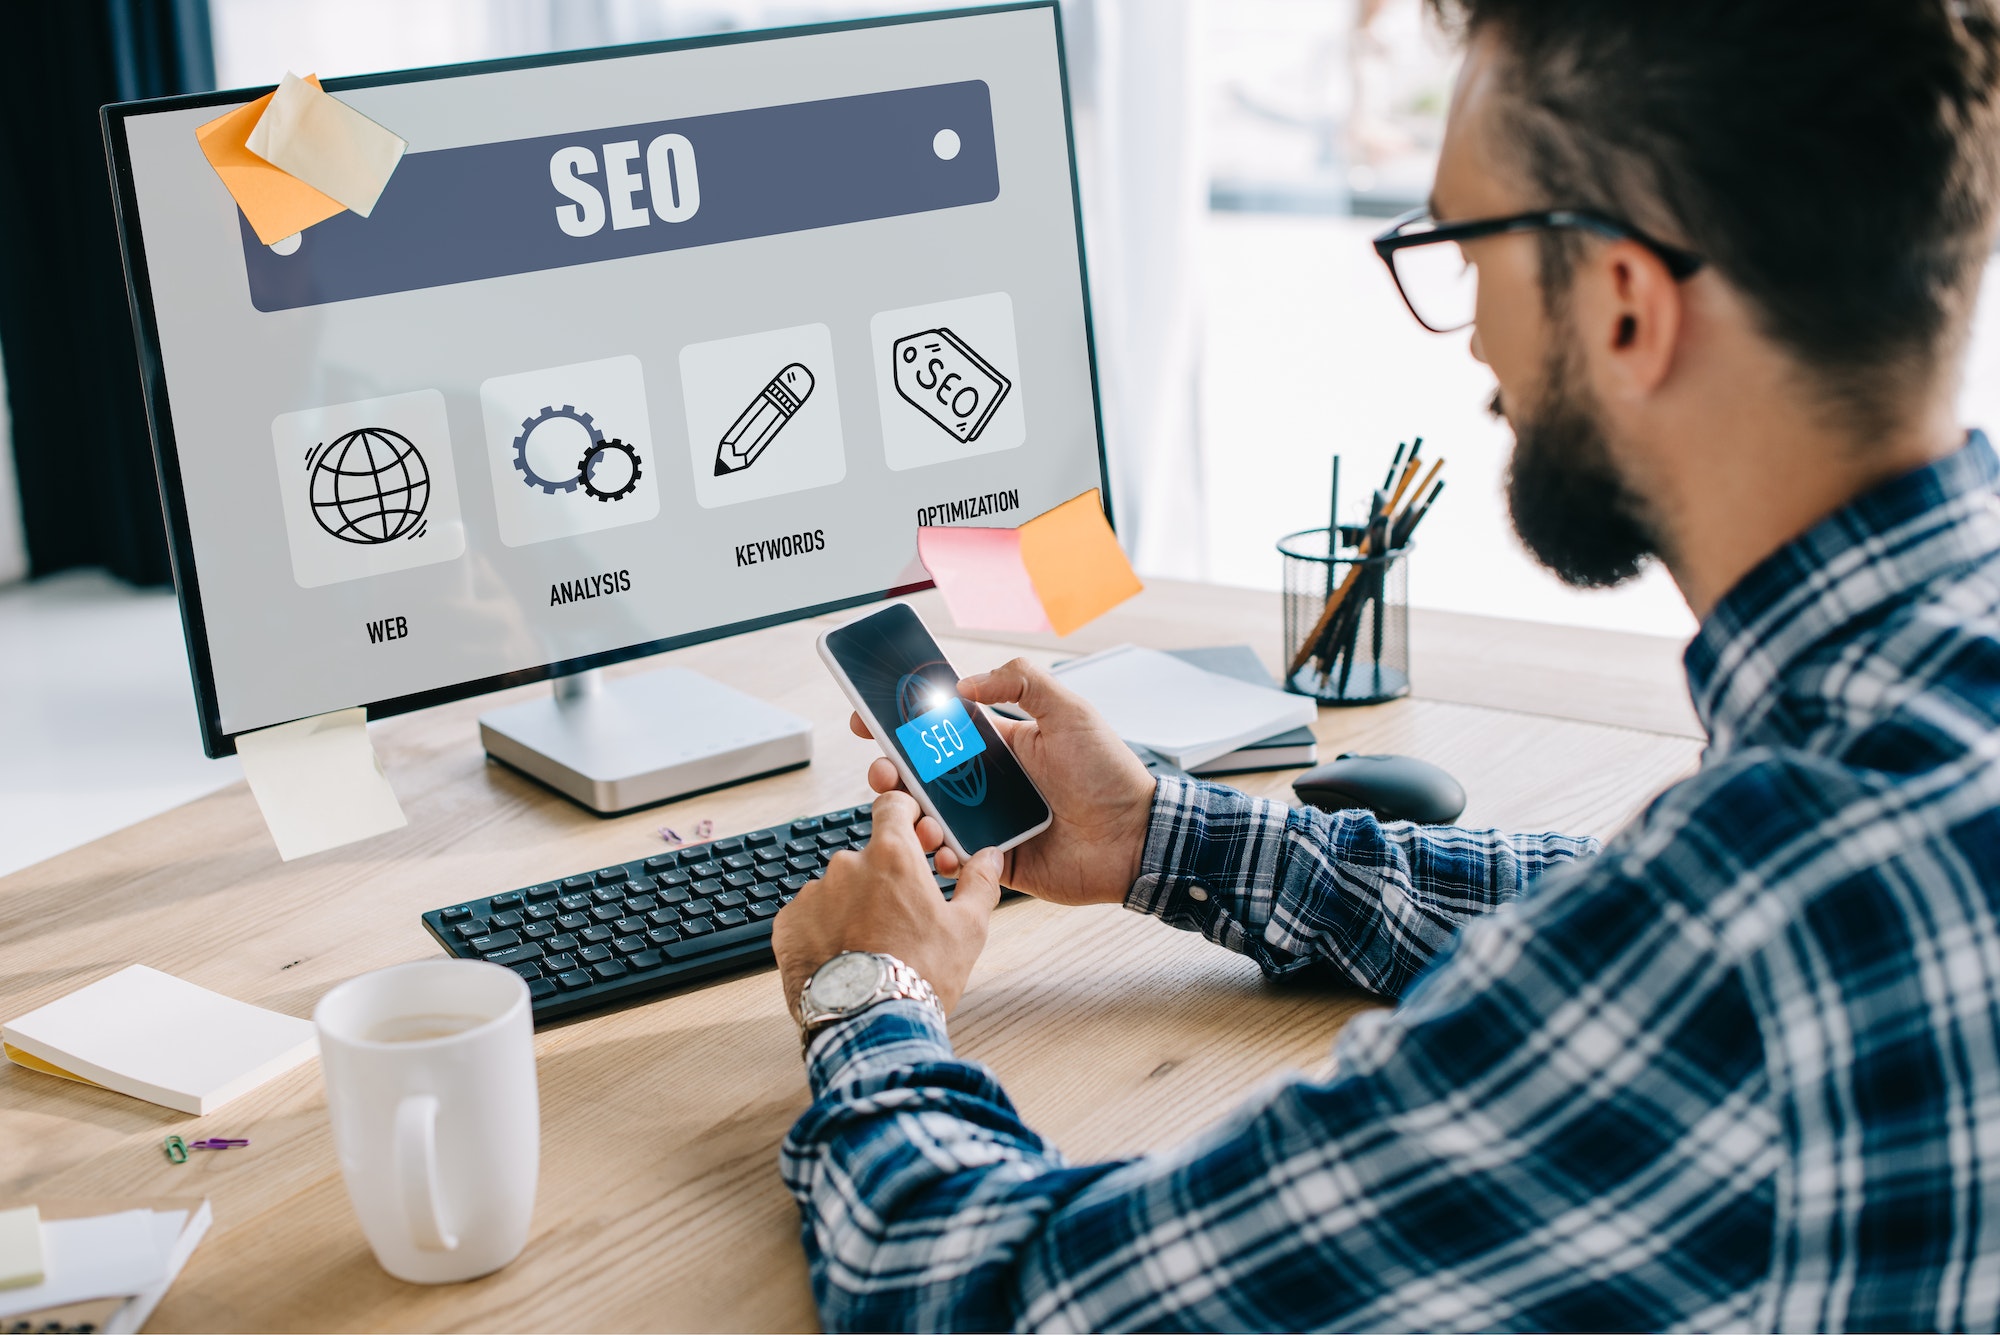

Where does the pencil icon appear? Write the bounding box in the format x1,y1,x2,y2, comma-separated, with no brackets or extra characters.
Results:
715,363,813,476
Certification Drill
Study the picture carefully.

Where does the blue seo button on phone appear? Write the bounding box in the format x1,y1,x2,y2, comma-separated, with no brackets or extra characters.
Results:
895,696,988,784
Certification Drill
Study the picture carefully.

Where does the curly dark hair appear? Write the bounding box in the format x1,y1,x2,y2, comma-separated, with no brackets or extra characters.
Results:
1429,0,2000,437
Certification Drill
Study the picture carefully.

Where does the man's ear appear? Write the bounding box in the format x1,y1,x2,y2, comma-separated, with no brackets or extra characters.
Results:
1586,240,1684,401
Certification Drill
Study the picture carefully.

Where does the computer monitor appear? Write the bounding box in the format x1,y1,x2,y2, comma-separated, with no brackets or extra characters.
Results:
103,1,1109,811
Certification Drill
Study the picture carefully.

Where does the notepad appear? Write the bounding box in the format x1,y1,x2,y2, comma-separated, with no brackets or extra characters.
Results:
2,966,316,1115
1050,644,1319,770
0,1201,211,1334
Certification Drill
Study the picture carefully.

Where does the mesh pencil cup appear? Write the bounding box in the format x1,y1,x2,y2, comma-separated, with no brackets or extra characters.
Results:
1278,526,1412,705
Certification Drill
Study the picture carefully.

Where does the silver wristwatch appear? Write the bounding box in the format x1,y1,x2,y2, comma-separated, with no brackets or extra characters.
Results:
797,951,942,1057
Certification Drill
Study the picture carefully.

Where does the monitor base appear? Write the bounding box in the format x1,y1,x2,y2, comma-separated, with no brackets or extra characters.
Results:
479,667,813,816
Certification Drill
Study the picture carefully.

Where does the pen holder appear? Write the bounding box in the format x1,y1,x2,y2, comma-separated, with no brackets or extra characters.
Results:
1278,527,1412,705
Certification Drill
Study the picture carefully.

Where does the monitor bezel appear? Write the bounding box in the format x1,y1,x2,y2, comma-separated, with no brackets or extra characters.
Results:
101,0,1111,758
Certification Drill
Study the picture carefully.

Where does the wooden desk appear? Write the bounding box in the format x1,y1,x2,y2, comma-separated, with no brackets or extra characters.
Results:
0,580,1702,1332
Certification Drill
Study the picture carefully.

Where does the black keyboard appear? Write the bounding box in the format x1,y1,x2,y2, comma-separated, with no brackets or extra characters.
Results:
419,803,927,1023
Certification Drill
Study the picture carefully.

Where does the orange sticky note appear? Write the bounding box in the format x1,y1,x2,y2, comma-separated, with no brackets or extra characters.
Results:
194,76,346,245
917,489,1143,636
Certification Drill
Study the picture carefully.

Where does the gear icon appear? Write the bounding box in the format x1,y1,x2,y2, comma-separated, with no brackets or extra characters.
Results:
513,404,601,493
579,438,642,502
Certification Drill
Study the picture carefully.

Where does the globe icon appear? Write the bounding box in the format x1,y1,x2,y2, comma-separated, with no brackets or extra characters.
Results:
309,426,431,545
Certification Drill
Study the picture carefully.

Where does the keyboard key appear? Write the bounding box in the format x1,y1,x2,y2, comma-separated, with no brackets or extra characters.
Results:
595,867,630,885
547,932,578,953
686,860,723,879
755,846,787,865
509,961,541,980
614,916,647,936
486,943,543,968
723,871,757,891
693,878,725,900
557,911,590,931
528,977,558,1001
755,862,786,881
658,869,692,888
816,830,851,849
714,908,749,928
787,856,820,876
721,852,756,871
749,881,781,902
558,893,591,912
664,918,774,959
490,891,525,909
647,925,682,946
656,885,691,906
563,876,594,891
747,830,778,848
624,894,657,913
684,898,715,918
647,906,681,927
590,905,623,923
712,836,746,854
791,817,824,835
524,922,555,940
454,921,489,940
441,905,472,921
578,943,612,964
644,854,679,872
824,809,855,827
624,875,655,894
545,952,577,973
681,916,715,936
593,959,629,980
750,900,779,919
713,890,748,910
558,970,592,990
852,820,873,840
490,910,525,928
781,874,810,893
526,883,562,902
470,930,522,953
590,886,624,904
526,902,559,921
628,949,665,971
613,935,646,955
786,837,818,856
581,925,613,944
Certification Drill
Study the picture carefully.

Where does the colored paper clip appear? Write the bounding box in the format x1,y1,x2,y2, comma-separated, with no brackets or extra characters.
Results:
191,1138,250,1150
163,1135,189,1164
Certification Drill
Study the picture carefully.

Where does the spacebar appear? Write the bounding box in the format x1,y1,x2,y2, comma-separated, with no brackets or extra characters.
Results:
663,919,775,960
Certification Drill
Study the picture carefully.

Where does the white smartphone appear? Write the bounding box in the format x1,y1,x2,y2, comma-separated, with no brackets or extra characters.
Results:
817,603,1053,859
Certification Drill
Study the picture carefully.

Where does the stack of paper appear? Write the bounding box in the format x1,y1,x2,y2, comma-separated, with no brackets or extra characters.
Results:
0,1201,211,1335
3,966,317,1115
1050,644,1319,770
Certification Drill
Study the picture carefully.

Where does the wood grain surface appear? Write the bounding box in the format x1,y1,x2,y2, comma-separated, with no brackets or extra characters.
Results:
0,581,1702,1332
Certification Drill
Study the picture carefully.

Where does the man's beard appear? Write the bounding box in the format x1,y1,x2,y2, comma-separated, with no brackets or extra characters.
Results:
1492,344,1657,589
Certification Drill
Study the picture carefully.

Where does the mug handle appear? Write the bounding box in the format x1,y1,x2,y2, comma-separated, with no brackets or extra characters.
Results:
394,1094,459,1252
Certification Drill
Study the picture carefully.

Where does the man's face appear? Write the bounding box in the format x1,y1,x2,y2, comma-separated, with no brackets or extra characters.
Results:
1431,34,1659,588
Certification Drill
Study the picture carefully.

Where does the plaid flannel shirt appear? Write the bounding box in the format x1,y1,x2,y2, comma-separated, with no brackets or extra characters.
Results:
781,432,2000,1332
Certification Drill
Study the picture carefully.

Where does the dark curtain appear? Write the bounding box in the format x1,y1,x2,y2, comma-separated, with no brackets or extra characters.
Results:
0,0,213,585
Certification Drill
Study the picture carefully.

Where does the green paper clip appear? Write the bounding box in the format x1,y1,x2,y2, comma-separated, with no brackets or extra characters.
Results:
163,1134,189,1164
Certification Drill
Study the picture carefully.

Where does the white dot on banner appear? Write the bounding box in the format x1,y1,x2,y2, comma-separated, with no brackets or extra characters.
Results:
933,128,961,161
270,232,302,256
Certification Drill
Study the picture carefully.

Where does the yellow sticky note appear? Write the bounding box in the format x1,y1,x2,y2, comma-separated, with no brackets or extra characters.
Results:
917,489,1142,637
195,76,346,245
235,707,407,861
0,1206,42,1291
245,73,407,218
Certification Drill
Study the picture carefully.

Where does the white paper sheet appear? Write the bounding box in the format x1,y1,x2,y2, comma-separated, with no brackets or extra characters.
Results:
235,707,407,860
0,1212,166,1320
245,72,406,216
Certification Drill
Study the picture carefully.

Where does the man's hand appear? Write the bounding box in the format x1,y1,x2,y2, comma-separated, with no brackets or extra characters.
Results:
849,657,1157,908
773,790,1003,1022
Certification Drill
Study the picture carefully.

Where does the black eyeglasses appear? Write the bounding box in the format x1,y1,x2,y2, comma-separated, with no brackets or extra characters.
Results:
1373,207,1706,334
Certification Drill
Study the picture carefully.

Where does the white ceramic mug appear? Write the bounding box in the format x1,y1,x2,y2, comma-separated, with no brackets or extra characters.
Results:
313,959,539,1284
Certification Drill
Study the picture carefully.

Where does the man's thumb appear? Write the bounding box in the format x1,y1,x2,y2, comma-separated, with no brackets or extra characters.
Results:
960,657,1076,722
950,847,1005,918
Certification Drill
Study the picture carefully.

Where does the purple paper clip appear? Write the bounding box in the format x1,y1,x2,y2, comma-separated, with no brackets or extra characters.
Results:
189,1137,250,1150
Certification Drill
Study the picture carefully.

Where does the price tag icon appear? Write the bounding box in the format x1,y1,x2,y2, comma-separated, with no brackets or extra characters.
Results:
892,327,1012,444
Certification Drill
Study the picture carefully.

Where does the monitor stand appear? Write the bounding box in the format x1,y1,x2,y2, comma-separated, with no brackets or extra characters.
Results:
478,666,813,816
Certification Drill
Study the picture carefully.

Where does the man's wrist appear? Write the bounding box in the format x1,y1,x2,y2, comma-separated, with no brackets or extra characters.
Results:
797,951,944,1057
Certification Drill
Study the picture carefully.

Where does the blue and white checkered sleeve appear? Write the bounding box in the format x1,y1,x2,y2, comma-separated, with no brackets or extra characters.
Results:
1125,776,1600,997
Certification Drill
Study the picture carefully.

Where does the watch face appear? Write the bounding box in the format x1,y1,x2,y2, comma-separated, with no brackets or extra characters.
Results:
811,953,884,1013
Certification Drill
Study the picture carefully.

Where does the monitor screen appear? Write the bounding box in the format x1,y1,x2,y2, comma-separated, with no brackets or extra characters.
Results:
104,1,1106,756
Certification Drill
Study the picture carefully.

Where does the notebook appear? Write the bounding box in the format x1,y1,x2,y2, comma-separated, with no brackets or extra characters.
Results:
3,965,317,1115
1049,644,1319,770
1167,647,1320,775
0,1199,211,1334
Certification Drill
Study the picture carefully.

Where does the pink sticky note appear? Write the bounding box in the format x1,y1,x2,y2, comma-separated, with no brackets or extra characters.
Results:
916,490,1143,636
917,525,1052,633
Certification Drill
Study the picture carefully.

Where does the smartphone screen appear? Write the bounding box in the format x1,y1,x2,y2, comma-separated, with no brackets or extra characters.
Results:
822,603,1051,852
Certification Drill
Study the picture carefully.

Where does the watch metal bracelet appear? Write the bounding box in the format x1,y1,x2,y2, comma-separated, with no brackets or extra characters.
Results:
798,951,943,1058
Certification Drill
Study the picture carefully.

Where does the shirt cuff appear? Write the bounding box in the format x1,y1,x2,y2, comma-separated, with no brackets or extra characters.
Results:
804,997,955,1096
1123,775,1290,947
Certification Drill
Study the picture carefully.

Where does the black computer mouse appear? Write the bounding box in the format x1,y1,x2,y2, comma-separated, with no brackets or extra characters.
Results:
1292,753,1466,824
